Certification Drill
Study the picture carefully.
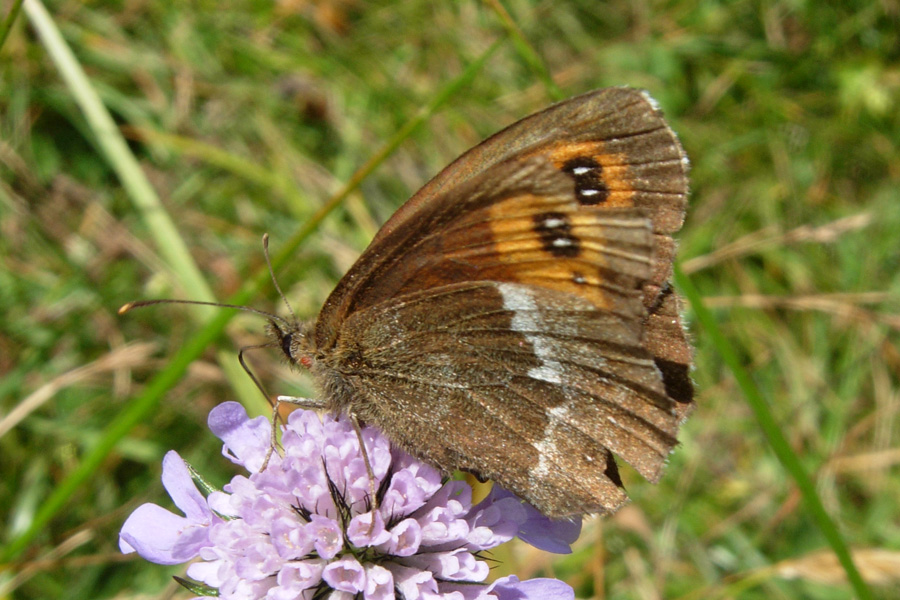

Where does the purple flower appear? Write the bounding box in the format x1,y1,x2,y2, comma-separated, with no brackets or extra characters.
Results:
120,402,578,600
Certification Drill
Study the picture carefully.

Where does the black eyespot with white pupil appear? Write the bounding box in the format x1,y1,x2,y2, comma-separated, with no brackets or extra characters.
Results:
561,156,609,205
534,212,580,258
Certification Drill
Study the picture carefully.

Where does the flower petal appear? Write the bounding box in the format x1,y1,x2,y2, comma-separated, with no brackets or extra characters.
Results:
487,575,575,600
308,514,344,560
161,451,210,523
271,559,326,600
516,513,581,555
378,517,422,556
119,503,210,565
347,510,392,547
476,486,581,554
404,547,488,582
386,564,440,600
186,558,226,587
364,564,394,600
270,513,315,559
322,556,366,593
208,401,271,472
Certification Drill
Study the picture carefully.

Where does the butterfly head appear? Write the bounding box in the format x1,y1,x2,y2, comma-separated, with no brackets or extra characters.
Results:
268,319,316,370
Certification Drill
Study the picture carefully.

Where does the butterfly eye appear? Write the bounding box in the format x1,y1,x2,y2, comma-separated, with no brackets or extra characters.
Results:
280,331,293,359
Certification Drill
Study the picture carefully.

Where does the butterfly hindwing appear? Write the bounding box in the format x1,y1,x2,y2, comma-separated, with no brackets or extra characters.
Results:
324,280,680,516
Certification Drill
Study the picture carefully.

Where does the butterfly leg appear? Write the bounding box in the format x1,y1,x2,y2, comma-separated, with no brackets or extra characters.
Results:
260,395,328,470
349,414,381,534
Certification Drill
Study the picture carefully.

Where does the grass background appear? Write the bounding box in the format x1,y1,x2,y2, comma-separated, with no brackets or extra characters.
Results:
2,0,899,598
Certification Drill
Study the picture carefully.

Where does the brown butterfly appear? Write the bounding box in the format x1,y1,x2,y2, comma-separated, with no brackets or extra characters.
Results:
267,87,693,518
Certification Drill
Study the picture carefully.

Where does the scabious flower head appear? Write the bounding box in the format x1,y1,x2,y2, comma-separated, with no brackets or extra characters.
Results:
120,402,580,600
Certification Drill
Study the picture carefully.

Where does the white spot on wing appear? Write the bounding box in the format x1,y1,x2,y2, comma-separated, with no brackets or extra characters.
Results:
542,217,565,229
530,402,579,483
571,166,592,175
548,404,572,420
497,283,564,386
529,365,562,384
532,437,555,480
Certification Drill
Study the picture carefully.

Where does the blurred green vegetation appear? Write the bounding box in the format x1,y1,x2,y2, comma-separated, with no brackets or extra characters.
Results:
1,1,898,599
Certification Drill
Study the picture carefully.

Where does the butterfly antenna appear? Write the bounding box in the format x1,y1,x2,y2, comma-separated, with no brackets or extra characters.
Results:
118,298,291,329
262,234,298,325
120,298,290,414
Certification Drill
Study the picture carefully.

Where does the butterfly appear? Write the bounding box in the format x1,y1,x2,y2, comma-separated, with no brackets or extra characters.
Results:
269,87,692,518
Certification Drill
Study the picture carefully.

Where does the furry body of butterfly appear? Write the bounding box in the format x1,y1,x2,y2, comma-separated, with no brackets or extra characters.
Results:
271,87,693,518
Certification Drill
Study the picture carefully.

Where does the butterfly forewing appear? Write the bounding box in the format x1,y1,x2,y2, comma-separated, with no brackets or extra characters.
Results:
317,88,688,340
322,159,654,320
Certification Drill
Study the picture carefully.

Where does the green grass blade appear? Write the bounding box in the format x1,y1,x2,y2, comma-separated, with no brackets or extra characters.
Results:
0,0,23,52
23,0,213,305
485,0,562,101
674,264,873,600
